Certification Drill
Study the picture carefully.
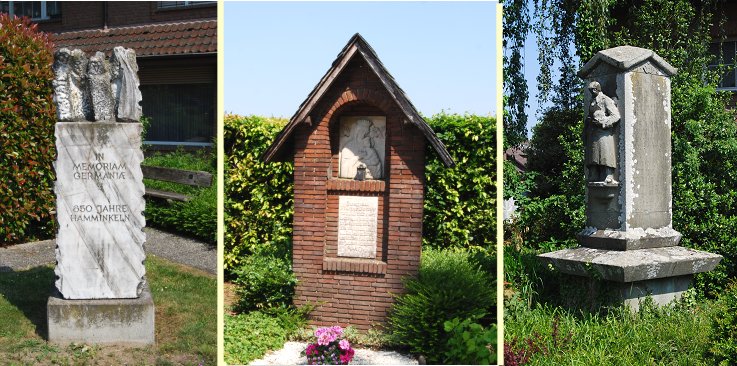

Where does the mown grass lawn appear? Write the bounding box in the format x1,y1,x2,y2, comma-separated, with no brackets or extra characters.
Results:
0,256,216,365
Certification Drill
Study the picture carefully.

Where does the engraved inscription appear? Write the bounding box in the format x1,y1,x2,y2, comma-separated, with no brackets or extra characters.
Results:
337,196,378,258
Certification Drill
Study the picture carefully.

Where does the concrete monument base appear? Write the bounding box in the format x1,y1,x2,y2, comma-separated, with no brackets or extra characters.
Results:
47,283,155,345
539,246,721,310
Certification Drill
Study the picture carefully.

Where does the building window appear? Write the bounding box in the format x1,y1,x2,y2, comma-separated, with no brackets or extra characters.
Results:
140,84,215,147
0,1,60,20
157,1,215,9
709,41,737,90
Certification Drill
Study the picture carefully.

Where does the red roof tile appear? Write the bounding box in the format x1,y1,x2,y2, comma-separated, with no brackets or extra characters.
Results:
49,19,217,57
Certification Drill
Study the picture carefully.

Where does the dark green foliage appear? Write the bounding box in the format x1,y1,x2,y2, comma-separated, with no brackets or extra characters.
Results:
423,113,496,250
143,149,217,244
388,248,495,363
502,0,530,145
231,255,297,313
708,281,737,364
224,115,294,270
0,14,56,244
443,316,497,365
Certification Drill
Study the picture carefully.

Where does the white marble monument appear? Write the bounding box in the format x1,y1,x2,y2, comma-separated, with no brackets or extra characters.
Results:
49,47,153,345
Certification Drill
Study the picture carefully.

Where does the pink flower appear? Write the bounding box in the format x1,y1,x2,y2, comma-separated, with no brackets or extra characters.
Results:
339,339,351,351
340,348,355,364
305,343,317,356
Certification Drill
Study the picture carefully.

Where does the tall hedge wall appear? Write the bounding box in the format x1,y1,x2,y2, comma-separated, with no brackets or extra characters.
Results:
224,113,496,271
0,15,56,244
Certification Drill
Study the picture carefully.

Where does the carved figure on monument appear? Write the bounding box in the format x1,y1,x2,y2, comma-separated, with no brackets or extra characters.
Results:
52,49,73,121
69,49,91,121
87,52,115,121
110,46,142,122
340,118,384,179
584,81,620,183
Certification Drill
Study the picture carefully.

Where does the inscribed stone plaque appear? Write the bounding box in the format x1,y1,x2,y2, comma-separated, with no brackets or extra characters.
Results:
55,122,146,299
337,196,378,258
339,116,386,179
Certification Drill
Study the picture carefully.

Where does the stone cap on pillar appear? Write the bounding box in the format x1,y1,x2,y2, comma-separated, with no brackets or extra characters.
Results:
578,45,677,78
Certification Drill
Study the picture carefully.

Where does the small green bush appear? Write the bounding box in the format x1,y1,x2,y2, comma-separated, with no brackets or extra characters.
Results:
143,149,216,244
708,281,737,364
388,248,495,363
0,14,56,244
224,308,307,365
443,316,497,365
231,254,297,313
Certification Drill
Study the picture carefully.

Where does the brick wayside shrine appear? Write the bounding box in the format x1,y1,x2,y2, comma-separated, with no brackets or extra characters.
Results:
539,46,722,310
263,33,454,329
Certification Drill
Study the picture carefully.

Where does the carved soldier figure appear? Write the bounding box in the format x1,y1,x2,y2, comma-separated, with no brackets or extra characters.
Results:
87,52,115,121
110,46,142,122
52,48,73,121
584,81,620,183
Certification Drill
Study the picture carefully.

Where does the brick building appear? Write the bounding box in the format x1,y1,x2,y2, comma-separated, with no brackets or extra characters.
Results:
1,1,217,148
264,34,454,329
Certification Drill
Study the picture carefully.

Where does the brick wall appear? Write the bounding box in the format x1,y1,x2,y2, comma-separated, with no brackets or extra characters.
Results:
292,56,426,330
37,1,216,33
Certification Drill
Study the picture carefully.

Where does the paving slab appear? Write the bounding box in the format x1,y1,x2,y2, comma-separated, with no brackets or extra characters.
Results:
0,227,215,275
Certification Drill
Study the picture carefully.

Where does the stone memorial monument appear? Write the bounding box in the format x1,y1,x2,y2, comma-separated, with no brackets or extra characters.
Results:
263,33,454,329
539,46,722,310
48,46,154,344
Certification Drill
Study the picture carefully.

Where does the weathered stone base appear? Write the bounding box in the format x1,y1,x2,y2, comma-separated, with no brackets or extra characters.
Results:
539,246,721,311
577,228,682,251
47,284,154,345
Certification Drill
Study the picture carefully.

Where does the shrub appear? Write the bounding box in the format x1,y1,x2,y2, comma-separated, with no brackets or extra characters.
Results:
0,14,56,244
708,281,737,364
443,316,497,365
143,149,216,244
388,248,495,363
224,307,310,365
231,254,297,313
224,115,294,270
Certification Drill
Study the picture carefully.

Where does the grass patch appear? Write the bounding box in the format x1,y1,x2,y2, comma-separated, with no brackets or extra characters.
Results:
504,299,714,365
143,149,217,244
224,307,311,365
0,256,216,365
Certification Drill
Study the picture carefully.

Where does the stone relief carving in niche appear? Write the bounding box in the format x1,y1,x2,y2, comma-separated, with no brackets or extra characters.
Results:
339,116,386,180
584,81,621,184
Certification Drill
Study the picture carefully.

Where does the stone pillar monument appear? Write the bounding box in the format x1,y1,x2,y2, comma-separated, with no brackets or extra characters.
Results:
539,46,722,310
48,47,154,344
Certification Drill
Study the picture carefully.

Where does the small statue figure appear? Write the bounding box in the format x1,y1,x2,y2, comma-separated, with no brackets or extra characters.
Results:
69,49,91,121
110,46,142,122
87,52,115,121
584,81,620,183
52,48,73,121
340,119,384,179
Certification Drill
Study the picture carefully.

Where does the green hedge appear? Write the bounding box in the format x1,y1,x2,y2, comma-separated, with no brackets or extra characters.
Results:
0,15,56,244
224,113,496,271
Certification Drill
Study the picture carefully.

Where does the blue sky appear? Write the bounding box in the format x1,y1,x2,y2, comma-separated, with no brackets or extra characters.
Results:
224,1,498,119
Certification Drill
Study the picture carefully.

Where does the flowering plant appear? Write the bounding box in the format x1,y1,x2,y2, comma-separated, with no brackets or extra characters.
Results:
303,326,355,365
